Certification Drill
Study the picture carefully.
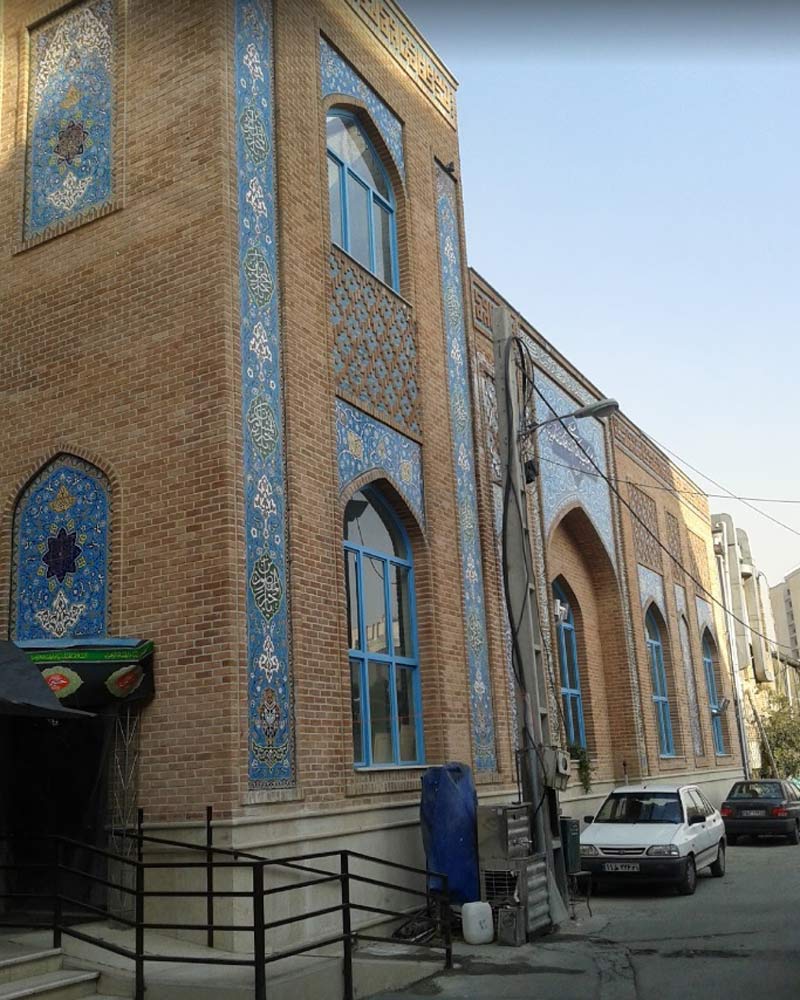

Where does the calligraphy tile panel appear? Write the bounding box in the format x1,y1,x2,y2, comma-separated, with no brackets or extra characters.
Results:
435,165,496,772
330,247,419,438
24,0,115,241
335,399,423,526
12,456,110,641
235,0,293,788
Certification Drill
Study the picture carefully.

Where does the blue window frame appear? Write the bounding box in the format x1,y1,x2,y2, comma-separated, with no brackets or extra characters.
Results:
553,581,586,750
344,488,423,767
703,634,726,755
646,609,675,757
327,110,399,291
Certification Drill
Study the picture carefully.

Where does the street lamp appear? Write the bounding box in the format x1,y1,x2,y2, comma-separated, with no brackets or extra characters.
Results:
520,398,619,439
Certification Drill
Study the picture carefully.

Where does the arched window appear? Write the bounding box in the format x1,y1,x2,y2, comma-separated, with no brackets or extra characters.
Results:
327,110,398,290
646,608,675,757
344,488,422,766
702,633,726,755
553,581,586,750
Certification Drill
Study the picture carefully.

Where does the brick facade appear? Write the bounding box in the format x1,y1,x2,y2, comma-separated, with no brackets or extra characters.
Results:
1,0,739,869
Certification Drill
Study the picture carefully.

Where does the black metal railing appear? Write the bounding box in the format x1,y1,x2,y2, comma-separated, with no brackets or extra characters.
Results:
0,811,451,1000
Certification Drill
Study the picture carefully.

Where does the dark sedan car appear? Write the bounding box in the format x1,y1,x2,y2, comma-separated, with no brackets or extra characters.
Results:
720,780,800,844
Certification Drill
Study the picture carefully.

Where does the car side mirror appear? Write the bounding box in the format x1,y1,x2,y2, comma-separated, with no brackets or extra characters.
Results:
689,814,705,826
583,816,593,825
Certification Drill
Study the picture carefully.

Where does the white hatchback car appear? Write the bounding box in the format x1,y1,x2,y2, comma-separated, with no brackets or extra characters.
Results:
580,784,726,895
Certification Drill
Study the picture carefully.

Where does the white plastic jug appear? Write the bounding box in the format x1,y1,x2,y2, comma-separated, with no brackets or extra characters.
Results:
462,900,494,944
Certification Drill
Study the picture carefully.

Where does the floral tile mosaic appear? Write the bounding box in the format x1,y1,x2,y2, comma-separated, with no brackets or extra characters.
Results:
535,373,616,566
24,0,114,241
695,595,716,641
436,165,496,772
329,247,419,438
675,584,705,756
335,399,423,527
235,0,293,787
320,37,405,182
12,456,110,641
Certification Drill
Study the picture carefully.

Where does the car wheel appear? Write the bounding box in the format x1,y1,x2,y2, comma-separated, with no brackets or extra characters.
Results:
727,834,737,847
710,842,725,877
787,822,800,845
677,855,697,896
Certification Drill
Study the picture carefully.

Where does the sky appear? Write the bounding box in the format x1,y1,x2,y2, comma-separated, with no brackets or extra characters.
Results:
400,0,800,586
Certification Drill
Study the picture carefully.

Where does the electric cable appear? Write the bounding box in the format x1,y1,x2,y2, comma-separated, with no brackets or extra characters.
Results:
515,340,798,659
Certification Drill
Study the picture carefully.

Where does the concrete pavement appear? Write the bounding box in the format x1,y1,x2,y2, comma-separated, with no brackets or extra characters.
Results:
371,836,800,1000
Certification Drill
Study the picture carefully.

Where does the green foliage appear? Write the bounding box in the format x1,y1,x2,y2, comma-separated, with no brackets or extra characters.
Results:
569,744,593,794
760,695,800,778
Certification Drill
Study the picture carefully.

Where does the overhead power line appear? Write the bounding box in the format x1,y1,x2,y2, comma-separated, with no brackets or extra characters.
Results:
519,349,798,659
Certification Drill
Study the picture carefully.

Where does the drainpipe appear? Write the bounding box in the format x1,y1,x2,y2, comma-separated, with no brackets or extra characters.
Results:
713,517,751,779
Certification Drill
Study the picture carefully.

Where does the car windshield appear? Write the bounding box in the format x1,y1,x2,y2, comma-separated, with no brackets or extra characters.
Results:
728,781,783,800
594,792,682,824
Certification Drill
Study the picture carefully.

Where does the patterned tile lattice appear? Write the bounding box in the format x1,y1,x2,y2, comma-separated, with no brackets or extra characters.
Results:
628,485,662,571
687,530,712,595
472,284,495,332
436,165,496,771
665,512,684,581
535,373,616,566
235,0,293,787
24,0,114,241
12,456,110,641
330,247,419,438
320,37,404,181
335,400,423,526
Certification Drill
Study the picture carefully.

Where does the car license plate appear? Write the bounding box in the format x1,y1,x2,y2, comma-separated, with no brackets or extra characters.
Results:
603,862,640,872
741,810,764,817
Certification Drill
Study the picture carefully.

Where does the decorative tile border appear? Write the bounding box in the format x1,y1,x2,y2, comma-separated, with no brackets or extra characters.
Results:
695,595,716,641
637,564,665,614
676,584,704,756
335,399,423,526
535,372,616,566
435,164,496,771
320,37,404,181
20,0,124,249
235,0,293,788
11,455,110,641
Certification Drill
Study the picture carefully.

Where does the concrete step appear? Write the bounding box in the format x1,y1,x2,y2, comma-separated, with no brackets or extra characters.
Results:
0,970,99,1000
0,952,63,987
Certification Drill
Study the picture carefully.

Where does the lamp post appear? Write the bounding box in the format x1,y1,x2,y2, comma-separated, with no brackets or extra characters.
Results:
491,305,618,924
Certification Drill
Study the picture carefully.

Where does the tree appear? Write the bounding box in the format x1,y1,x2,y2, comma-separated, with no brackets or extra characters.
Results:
760,696,800,778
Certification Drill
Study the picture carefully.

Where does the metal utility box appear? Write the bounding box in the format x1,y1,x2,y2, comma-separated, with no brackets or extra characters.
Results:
479,854,551,942
477,804,531,860
560,816,581,875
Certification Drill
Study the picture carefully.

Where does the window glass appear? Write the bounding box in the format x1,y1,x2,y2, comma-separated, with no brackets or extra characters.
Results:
595,792,681,824
368,660,393,764
346,173,371,269
396,667,418,762
328,156,343,246
345,490,404,555
345,550,360,651
729,781,783,799
698,791,715,814
363,556,388,654
326,115,389,198
686,790,706,819
373,201,393,286
390,564,412,657
350,658,363,763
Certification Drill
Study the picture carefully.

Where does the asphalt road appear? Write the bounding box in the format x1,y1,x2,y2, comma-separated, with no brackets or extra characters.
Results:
376,836,800,1000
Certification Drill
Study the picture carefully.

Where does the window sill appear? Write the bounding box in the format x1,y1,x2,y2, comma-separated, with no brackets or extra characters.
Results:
354,764,427,772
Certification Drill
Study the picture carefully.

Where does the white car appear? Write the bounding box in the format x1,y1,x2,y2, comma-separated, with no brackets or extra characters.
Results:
579,783,726,895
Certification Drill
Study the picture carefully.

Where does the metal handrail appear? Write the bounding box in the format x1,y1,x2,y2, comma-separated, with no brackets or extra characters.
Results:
0,810,452,1000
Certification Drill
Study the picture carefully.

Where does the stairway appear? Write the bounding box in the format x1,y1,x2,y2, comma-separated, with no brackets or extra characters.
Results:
0,948,121,1000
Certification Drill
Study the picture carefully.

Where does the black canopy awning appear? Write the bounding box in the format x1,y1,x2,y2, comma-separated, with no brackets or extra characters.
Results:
0,641,93,719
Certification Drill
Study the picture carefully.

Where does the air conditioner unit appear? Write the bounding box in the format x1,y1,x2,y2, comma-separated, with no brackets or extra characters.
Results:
477,804,532,860
480,854,551,944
